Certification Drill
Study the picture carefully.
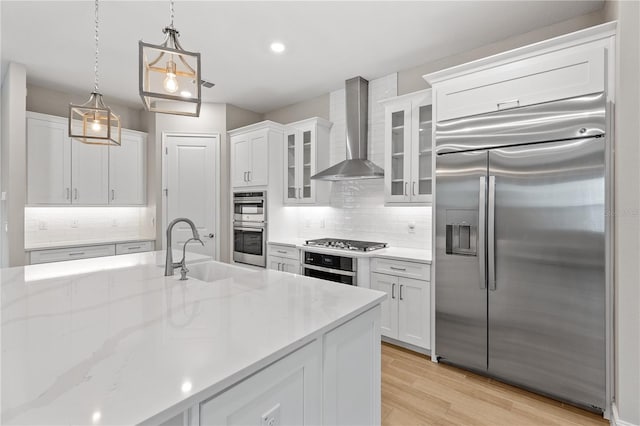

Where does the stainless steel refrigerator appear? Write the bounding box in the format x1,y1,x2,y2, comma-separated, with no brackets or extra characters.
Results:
435,93,607,411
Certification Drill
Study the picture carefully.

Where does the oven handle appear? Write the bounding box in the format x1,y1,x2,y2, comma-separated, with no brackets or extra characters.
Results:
303,264,356,277
234,199,265,204
233,221,266,228
233,227,265,233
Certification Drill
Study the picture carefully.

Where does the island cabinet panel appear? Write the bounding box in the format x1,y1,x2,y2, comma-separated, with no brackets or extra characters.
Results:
199,340,321,425
323,306,381,426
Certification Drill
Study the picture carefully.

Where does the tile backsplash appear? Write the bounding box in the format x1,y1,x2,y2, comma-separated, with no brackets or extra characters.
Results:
25,207,155,247
286,73,431,250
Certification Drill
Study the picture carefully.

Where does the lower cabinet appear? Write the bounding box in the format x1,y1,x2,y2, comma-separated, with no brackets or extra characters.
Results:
29,241,155,265
371,271,430,350
268,255,300,274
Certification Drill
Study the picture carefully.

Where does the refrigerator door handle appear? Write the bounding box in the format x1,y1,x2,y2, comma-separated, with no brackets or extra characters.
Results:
488,175,496,291
478,176,487,289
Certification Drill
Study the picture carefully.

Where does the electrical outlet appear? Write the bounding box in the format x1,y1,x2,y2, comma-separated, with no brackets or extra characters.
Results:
408,221,416,234
38,221,48,230
261,404,280,426
71,219,79,228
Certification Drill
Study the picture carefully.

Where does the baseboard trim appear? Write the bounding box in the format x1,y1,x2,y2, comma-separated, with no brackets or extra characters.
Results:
381,336,431,356
611,403,639,426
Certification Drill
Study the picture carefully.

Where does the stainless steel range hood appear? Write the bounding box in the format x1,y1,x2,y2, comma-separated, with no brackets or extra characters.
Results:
311,77,384,181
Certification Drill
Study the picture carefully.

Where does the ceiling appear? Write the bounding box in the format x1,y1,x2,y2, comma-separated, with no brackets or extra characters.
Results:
1,1,604,113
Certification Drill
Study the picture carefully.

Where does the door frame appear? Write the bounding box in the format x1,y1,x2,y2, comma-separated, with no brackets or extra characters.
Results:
161,132,221,261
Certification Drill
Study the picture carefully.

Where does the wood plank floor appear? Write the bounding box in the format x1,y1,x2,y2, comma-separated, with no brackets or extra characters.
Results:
381,343,607,426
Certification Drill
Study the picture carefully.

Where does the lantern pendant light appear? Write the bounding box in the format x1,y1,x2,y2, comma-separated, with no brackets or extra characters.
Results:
68,0,121,146
139,0,202,117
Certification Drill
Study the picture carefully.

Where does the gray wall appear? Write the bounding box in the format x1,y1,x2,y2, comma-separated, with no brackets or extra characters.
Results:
263,93,330,124
604,0,640,424
26,83,145,132
226,104,263,131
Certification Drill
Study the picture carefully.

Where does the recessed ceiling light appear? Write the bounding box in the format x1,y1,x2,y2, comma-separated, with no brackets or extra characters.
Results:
270,42,286,54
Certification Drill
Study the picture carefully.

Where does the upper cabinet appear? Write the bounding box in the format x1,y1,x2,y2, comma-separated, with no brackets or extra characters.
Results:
283,117,332,205
26,112,147,206
381,89,432,204
230,122,283,188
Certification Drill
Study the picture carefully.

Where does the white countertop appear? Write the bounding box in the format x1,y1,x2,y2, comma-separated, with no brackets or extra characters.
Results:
268,239,432,264
24,236,156,251
1,251,385,425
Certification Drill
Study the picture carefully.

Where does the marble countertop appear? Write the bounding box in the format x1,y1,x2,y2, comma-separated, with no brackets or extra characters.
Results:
268,238,432,264
25,237,156,251
1,251,385,425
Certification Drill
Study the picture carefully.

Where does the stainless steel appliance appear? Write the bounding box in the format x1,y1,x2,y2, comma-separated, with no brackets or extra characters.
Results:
303,251,357,285
304,238,388,252
435,93,607,412
233,191,266,267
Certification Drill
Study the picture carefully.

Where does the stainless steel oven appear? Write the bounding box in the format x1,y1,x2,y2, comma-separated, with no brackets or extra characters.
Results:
303,251,357,285
233,191,266,267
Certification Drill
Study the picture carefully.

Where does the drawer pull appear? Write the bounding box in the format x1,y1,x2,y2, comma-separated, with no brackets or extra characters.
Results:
497,99,520,110
127,246,142,250
390,266,407,271
68,252,85,256
399,284,404,300
277,250,287,254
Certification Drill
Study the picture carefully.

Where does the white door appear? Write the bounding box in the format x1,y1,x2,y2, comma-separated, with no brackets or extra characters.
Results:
370,272,398,339
248,131,268,186
284,130,299,204
231,135,250,187
384,102,412,203
411,94,433,203
109,131,146,205
267,255,282,271
398,277,430,349
165,134,217,259
71,139,109,205
281,258,300,274
26,117,72,204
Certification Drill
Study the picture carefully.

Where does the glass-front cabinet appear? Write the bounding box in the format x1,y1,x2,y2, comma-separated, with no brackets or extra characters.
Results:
283,117,332,205
382,89,433,204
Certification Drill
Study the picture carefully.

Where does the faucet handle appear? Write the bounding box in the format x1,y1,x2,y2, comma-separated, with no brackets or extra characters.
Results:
179,265,189,281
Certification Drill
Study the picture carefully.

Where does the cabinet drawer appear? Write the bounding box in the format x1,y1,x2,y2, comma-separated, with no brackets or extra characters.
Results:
30,244,116,265
371,258,430,281
268,244,299,260
436,43,605,121
115,241,154,255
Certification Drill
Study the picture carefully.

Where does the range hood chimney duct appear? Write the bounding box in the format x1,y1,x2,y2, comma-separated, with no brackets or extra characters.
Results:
311,76,384,181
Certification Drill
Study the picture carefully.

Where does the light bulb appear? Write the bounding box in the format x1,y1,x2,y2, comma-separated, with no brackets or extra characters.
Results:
91,120,101,132
163,73,179,93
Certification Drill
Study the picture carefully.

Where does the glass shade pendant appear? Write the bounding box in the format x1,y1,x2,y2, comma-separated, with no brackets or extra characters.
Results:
68,0,121,146
139,0,201,117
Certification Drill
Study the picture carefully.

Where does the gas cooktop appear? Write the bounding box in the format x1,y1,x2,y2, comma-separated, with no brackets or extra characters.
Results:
304,238,388,252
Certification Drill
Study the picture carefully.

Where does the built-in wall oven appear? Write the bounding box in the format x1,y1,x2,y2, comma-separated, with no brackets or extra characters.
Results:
233,191,266,267
303,251,357,285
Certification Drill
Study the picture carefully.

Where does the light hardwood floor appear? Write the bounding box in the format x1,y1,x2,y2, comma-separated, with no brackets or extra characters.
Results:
381,343,608,426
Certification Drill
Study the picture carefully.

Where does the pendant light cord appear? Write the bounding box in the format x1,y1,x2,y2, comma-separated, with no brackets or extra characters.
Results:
94,0,99,93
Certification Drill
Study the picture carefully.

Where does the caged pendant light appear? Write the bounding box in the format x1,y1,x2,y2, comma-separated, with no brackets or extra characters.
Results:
139,0,202,117
69,0,121,146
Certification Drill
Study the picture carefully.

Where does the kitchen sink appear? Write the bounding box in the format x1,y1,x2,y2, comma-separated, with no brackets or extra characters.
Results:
186,261,255,282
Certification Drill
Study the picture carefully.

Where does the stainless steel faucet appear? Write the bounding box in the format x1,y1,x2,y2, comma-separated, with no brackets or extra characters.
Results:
165,218,203,277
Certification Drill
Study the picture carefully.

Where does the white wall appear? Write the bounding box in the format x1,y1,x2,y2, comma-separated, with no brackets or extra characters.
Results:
1,63,27,267
605,1,640,424
263,93,330,124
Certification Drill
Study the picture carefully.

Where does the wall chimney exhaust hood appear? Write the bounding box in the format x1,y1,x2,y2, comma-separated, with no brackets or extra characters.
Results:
311,77,384,181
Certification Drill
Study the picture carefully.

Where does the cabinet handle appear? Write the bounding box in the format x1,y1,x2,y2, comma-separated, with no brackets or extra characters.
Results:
277,250,287,254
68,252,85,256
497,99,520,110
243,172,247,182
404,182,408,196
278,262,282,271
248,171,251,181
391,283,396,299
74,188,78,200
399,284,404,300
413,181,417,196
111,189,115,201
127,246,141,250
66,188,70,200
390,266,406,271
298,188,302,199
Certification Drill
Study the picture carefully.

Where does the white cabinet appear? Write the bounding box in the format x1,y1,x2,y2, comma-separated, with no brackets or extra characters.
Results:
115,241,154,255
371,259,430,350
200,340,321,426
268,243,300,274
381,89,433,204
26,112,147,206
109,130,146,205
27,116,72,204
30,244,116,264
231,129,269,187
71,137,109,204
283,117,332,205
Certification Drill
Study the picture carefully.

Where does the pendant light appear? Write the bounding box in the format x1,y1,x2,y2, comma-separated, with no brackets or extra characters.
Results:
139,0,201,117
68,0,121,146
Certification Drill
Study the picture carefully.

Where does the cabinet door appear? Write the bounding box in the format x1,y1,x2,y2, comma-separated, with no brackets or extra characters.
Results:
71,138,109,204
248,131,268,186
231,135,250,187
411,98,433,203
384,102,412,203
398,277,430,349
281,258,300,274
27,117,72,204
268,255,283,271
370,272,398,339
284,130,299,203
200,340,321,425
109,131,146,205
298,127,316,203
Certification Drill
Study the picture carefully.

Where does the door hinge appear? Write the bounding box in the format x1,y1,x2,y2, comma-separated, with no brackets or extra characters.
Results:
165,147,168,155
163,188,168,197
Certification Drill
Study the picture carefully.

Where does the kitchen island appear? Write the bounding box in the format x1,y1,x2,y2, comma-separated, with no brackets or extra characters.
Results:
1,251,385,425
